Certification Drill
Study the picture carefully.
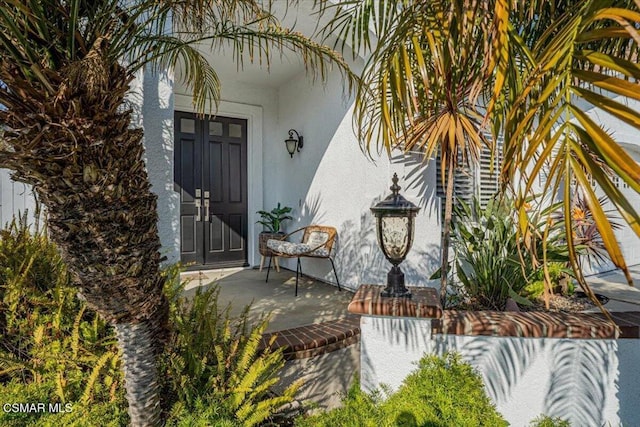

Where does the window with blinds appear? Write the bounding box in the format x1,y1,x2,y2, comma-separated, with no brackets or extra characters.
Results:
435,145,501,210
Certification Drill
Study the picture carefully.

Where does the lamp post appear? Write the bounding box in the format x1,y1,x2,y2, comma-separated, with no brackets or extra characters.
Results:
371,173,421,298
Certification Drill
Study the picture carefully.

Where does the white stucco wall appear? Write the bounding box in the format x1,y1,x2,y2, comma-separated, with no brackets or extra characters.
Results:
270,68,442,290
359,316,640,427
584,96,640,273
170,41,444,289
0,169,39,228
159,5,640,288
129,68,178,264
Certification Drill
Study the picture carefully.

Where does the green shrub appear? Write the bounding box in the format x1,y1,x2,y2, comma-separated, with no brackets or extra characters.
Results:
0,380,56,426
524,262,574,299
0,365,126,427
295,379,384,427
523,279,546,299
297,353,507,427
529,414,571,427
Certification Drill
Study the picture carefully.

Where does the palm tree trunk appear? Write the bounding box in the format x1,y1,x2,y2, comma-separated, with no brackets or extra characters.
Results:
116,320,163,427
440,154,455,306
0,52,169,426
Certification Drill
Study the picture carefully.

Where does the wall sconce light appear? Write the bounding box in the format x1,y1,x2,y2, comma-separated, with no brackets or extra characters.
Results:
285,129,303,158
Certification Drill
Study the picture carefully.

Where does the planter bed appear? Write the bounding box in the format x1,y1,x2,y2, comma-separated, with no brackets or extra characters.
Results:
348,284,640,427
348,284,640,339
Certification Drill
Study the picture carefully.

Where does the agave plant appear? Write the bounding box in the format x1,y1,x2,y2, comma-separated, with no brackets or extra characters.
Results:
0,1,354,425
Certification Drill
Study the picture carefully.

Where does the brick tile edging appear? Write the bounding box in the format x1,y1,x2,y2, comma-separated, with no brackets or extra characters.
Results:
259,315,361,360
347,284,443,318
347,284,640,339
437,310,619,339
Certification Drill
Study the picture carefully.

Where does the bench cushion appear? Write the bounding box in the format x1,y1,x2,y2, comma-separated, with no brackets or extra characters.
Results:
266,239,330,257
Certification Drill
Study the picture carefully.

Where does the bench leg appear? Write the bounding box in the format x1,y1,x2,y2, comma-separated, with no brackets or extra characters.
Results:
295,258,301,297
265,256,272,283
259,255,265,272
274,256,280,272
329,257,341,291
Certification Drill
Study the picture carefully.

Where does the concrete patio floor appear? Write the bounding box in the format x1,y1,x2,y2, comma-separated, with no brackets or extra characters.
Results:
181,267,354,333
178,263,640,328
585,264,640,312
177,263,640,333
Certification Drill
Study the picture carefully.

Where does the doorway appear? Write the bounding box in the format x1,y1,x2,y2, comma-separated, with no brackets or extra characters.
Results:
174,112,248,268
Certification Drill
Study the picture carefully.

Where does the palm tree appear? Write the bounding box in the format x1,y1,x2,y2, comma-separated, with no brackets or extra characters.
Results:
322,0,502,304
323,0,640,307
500,0,640,307
0,1,354,425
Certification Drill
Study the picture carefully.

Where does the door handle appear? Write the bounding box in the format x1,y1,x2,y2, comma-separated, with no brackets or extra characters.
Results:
204,191,210,221
195,199,201,222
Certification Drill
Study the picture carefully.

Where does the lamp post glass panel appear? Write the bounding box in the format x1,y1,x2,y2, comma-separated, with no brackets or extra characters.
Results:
371,173,420,298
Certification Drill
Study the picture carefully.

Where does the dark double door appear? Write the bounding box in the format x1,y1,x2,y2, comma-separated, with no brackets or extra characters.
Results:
174,112,248,267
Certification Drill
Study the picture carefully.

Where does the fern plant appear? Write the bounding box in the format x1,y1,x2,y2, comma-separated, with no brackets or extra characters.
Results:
162,281,300,427
0,215,124,425
0,218,298,426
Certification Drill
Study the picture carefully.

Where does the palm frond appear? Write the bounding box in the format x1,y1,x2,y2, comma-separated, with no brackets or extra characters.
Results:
503,0,640,290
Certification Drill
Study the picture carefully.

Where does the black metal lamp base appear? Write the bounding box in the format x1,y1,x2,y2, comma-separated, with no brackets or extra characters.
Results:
381,266,412,298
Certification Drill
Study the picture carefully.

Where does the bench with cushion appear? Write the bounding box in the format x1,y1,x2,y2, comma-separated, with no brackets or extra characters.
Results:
265,225,341,296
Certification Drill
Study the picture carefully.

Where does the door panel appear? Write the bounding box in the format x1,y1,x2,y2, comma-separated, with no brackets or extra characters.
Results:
180,216,197,254
175,112,248,267
210,141,223,203
203,117,248,265
228,143,243,202
209,214,224,252
228,214,244,251
175,112,204,265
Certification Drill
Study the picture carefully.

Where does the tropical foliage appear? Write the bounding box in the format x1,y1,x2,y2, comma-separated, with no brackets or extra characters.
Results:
257,202,294,233
296,353,507,427
434,194,618,309
437,197,541,310
161,267,300,427
502,0,640,305
320,0,640,306
0,1,354,424
0,220,298,426
0,215,126,426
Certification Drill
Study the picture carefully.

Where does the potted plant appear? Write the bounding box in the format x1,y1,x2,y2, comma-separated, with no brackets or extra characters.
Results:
256,203,293,257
